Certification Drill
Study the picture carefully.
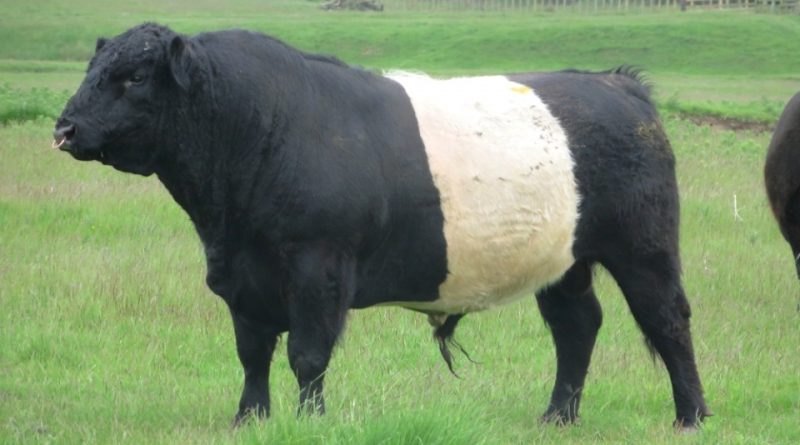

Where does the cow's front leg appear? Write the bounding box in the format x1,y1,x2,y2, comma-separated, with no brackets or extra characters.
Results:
282,242,355,416
230,310,279,426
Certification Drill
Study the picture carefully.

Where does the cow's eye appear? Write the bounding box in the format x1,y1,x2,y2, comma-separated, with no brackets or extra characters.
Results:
123,74,145,90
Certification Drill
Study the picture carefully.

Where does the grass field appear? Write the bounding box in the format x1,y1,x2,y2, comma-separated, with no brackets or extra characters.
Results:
1,1,799,444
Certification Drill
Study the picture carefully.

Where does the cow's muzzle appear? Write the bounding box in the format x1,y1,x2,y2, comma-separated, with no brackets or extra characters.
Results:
52,122,76,151
53,119,103,161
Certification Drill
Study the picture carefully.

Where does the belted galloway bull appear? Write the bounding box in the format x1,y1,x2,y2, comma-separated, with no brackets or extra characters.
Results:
54,23,710,428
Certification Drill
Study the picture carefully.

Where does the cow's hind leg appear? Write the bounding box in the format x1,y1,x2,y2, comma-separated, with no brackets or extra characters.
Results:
230,311,279,426
602,252,710,428
536,261,602,425
283,242,355,416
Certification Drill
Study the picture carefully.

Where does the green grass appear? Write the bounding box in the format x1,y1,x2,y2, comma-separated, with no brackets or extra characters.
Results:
1,2,799,123
2,1,800,444
2,119,798,444
2,5,799,76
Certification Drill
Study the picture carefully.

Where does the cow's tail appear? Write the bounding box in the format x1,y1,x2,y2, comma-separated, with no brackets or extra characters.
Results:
429,314,478,377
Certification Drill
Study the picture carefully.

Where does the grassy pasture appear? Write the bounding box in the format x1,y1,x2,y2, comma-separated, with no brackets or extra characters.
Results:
1,1,799,121
1,1,799,444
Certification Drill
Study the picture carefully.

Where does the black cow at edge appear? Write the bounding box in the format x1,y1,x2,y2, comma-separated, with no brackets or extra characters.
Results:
765,93,800,279
53,24,711,429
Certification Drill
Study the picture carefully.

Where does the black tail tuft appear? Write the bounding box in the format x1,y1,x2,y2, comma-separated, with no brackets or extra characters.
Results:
431,314,478,377
644,337,661,364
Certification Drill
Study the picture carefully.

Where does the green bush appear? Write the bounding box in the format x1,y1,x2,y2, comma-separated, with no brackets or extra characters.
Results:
0,84,71,125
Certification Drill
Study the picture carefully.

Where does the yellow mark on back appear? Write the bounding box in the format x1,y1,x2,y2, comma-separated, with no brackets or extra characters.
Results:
511,85,532,94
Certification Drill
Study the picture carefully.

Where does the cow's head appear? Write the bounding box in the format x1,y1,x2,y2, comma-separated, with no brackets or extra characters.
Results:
54,23,197,176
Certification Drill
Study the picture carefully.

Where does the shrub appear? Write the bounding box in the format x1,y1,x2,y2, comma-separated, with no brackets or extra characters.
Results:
0,84,71,125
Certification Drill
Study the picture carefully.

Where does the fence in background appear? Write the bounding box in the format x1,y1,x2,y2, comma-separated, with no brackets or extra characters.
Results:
379,0,799,12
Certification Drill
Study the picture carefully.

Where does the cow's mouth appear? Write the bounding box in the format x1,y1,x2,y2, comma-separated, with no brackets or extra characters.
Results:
69,145,104,161
52,124,104,161
54,140,104,161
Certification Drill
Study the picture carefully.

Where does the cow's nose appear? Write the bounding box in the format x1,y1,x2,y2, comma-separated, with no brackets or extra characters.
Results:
52,123,76,150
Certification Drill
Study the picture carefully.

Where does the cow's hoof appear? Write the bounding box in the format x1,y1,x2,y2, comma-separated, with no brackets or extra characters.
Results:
672,406,712,433
539,409,579,426
675,423,701,434
673,419,703,434
296,402,326,418
673,416,706,433
231,412,251,429
231,407,267,429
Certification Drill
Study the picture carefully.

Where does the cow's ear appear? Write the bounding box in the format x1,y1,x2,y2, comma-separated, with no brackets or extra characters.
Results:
95,38,107,53
168,35,193,91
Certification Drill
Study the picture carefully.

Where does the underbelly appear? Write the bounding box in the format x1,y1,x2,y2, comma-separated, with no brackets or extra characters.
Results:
385,72,579,314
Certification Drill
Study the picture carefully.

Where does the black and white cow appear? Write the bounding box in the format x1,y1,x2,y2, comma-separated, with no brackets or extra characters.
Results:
765,93,800,278
53,23,710,428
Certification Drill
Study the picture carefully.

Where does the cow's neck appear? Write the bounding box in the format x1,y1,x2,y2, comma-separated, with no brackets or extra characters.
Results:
155,139,225,243
154,97,287,252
